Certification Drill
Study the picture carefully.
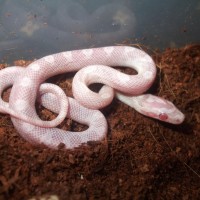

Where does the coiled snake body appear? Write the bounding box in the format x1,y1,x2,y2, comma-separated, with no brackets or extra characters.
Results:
0,46,185,149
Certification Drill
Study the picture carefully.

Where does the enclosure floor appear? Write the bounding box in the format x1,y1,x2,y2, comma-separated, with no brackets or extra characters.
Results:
0,45,200,200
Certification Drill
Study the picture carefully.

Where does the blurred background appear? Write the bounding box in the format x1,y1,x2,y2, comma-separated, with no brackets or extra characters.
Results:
0,0,200,63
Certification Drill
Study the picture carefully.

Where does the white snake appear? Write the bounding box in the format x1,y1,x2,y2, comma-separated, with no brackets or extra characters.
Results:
0,46,185,149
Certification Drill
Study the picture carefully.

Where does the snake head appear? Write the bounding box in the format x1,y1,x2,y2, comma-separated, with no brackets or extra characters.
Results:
134,94,185,124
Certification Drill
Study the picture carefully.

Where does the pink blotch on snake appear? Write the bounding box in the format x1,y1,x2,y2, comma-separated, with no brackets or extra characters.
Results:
0,46,185,149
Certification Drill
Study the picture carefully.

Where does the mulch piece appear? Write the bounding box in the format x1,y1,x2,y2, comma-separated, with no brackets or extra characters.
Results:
0,44,199,200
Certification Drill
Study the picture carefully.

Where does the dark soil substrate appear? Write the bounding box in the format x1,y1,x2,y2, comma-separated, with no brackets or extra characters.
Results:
0,45,200,200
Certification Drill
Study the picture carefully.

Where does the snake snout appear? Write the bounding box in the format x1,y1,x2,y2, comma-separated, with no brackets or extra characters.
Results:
176,113,185,124
170,111,185,124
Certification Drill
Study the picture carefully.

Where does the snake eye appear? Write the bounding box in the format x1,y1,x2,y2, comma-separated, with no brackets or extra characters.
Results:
159,113,168,121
